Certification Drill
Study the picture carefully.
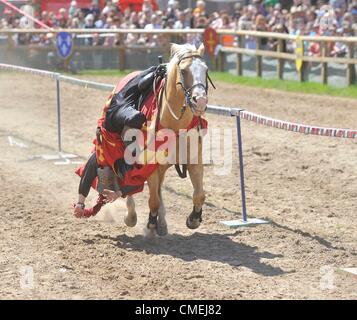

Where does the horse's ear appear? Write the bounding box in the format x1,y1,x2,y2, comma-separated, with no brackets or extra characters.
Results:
197,43,205,56
170,43,180,58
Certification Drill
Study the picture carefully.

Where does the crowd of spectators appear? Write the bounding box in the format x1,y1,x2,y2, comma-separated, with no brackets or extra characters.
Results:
1,0,357,57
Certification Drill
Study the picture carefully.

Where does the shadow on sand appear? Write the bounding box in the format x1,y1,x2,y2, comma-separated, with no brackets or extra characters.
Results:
95,231,287,277
270,221,357,256
164,185,356,256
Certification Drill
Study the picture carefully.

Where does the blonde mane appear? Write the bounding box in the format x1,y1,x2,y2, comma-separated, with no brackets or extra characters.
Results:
168,43,198,73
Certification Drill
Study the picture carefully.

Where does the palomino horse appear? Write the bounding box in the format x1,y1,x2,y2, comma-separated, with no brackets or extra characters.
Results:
124,43,211,236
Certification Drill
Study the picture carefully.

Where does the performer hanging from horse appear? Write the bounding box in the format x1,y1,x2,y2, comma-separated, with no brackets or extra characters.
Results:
74,63,167,217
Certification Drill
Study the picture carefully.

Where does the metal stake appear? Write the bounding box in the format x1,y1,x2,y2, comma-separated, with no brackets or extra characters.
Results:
220,114,269,228
56,75,62,153
236,115,247,222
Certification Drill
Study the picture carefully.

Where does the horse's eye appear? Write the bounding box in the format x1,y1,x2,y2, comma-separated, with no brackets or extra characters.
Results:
181,69,187,76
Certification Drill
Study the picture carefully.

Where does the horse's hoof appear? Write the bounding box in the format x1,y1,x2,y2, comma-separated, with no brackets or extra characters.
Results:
186,217,201,230
147,213,158,231
186,207,203,229
144,226,157,239
157,222,168,236
148,223,156,230
124,214,137,227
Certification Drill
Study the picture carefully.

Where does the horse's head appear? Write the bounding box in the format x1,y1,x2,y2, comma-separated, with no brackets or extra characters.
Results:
170,43,210,117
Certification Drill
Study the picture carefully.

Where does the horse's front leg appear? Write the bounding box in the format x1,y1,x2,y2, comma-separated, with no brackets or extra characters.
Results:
186,163,205,229
146,166,169,237
146,170,161,236
157,165,170,236
124,195,137,227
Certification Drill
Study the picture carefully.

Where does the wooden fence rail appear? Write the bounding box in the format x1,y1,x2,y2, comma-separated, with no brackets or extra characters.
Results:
216,30,357,85
1,29,356,85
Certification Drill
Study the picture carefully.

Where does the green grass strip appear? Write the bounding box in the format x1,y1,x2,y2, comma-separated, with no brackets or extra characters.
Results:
79,69,357,99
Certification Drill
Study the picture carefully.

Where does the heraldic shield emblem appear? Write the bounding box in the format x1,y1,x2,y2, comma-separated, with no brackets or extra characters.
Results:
56,32,73,59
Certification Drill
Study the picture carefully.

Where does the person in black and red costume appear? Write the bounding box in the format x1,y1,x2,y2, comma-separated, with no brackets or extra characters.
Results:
74,64,166,218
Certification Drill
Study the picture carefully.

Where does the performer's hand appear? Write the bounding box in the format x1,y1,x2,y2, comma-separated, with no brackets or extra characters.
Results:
102,189,122,203
74,203,85,218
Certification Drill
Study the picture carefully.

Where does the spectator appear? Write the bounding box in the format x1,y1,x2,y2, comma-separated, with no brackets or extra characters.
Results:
58,8,68,28
0,18,8,29
163,17,175,29
144,13,162,30
352,1,357,23
102,1,114,17
48,11,57,27
142,0,153,14
269,23,288,51
353,21,357,35
0,0,355,59
89,0,101,20
331,28,348,56
103,17,116,46
243,5,256,29
233,3,243,24
255,14,269,48
193,1,207,17
84,13,95,45
221,14,234,29
40,11,53,28
305,10,318,32
252,0,268,17
69,1,78,18
174,11,189,29
129,11,140,28
195,15,208,29
74,9,86,28
95,13,107,28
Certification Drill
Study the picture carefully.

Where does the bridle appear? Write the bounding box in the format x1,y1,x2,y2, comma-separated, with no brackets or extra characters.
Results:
160,54,216,121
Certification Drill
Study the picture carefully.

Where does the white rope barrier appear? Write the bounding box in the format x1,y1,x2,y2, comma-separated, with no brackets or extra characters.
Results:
0,63,59,79
240,111,357,139
58,75,115,91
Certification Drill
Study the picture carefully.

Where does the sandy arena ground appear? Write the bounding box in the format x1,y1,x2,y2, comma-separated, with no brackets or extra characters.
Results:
0,73,356,299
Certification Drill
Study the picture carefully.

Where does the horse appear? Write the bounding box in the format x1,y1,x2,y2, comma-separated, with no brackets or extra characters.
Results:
122,43,212,236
